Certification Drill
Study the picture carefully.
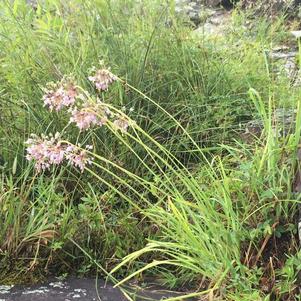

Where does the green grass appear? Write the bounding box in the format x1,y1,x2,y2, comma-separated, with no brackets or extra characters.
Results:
1,0,301,300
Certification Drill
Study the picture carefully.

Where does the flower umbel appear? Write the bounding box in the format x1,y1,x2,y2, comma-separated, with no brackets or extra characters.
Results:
65,145,92,172
70,102,110,130
26,133,92,173
43,79,79,111
88,68,117,91
113,116,130,133
27,68,134,174
25,133,65,172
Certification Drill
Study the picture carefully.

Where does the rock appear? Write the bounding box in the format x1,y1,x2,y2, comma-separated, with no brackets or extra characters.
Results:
243,108,297,141
269,47,301,85
205,0,238,7
292,31,301,39
26,0,37,5
0,278,191,301
175,0,204,25
239,0,301,17
26,0,38,9
205,0,222,6
193,9,232,36
175,0,236,24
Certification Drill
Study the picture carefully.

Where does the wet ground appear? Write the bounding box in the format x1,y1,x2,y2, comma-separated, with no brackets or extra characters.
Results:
0,278,191,301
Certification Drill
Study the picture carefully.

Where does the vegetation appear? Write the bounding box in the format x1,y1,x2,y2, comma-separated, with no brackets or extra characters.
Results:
1,0,301,300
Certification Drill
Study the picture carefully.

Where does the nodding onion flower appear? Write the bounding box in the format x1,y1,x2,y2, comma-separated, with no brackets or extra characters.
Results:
43,79,79,111
27,67,133,173
69,102,111,131
113,116,130,133
26,133,92,173
88,68,117,91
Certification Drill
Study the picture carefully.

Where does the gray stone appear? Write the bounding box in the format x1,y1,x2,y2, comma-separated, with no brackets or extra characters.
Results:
26,0,37,6
204,0,222,6
239,0,301,17
292,31,301,39
0,278,193,301
175,0,228,24
175,0,203,24
193,9,232,36
269,47,301,85
243,108,297,140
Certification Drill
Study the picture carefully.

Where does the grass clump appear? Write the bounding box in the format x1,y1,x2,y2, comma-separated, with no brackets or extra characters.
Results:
1,0,301,300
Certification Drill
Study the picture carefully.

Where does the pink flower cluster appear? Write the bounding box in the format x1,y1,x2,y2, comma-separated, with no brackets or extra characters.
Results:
41,68,122,132
69,102,110,130
65,145,92,172
43,80,79,111
88,68,117,91
26,67,134,174
25,133,92,173
113,116,129,133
